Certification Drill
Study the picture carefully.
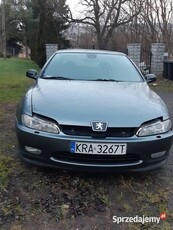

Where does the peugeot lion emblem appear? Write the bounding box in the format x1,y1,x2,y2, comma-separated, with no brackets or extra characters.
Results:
91,121,108,132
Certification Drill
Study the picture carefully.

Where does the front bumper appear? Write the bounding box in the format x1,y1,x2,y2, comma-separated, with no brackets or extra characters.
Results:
15,122,173,172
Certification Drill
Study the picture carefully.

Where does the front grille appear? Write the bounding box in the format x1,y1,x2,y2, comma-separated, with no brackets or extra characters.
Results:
61,125,136,137
52,152,140,165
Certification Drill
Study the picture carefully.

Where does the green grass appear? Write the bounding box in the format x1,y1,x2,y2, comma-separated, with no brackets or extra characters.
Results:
0,58,39,103
150,76,173,92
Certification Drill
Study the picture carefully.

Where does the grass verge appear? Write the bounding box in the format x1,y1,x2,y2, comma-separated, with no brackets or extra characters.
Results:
0,58,39,103
151,76,173,92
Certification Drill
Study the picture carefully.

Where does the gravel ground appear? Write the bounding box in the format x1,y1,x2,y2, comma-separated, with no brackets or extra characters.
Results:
0,90,173,230
156,91,173,120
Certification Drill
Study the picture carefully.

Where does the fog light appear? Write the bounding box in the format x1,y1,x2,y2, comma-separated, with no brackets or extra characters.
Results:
151,151,166,159
25,146,42,155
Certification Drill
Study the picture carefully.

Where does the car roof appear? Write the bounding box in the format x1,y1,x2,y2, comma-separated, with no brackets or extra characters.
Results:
55,49,126,56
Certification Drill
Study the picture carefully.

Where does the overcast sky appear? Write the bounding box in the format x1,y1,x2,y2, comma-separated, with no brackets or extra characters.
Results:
67,0,79,11
66,0,83,17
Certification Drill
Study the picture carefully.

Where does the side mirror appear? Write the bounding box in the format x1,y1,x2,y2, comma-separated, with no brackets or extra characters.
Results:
26,69,38,79
145,74,157,84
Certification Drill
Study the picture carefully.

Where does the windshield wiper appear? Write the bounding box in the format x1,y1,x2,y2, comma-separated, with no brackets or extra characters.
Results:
94,78,120,82
42,76,73,80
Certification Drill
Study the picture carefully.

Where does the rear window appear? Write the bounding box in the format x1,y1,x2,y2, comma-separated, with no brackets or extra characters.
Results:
42,52,143,82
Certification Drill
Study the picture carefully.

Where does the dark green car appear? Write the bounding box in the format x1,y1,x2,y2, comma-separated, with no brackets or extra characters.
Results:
15,49,173,172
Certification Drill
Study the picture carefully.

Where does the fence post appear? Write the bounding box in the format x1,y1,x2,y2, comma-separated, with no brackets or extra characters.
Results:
151,43,165,75
45,44,58,61
127,43,141,67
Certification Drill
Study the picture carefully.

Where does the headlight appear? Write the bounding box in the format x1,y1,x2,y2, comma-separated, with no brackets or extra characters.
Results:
137,119,171,137
22,114,60,134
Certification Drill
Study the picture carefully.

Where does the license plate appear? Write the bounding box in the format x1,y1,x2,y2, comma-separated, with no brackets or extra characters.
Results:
70,142,127,155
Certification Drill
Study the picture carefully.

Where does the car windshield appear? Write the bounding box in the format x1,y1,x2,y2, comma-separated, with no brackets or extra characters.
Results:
42,52,143,82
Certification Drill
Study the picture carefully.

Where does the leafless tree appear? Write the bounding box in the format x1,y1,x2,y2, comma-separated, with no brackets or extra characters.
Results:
116,0,173,54
139,0,173,52
68,0,173,56
141,0,173,42
67,23,96,48
70,0,143,49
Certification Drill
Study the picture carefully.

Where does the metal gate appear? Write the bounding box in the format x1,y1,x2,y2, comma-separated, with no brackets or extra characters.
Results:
140,48,152,74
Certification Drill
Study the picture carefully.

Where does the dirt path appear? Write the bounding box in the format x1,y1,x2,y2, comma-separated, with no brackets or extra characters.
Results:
0,91,173,230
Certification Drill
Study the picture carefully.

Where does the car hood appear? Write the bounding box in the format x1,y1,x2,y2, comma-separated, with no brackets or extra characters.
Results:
31,79,169,127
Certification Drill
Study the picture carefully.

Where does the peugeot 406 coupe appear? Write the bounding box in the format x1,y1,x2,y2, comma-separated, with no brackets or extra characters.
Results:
15,49,173,172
